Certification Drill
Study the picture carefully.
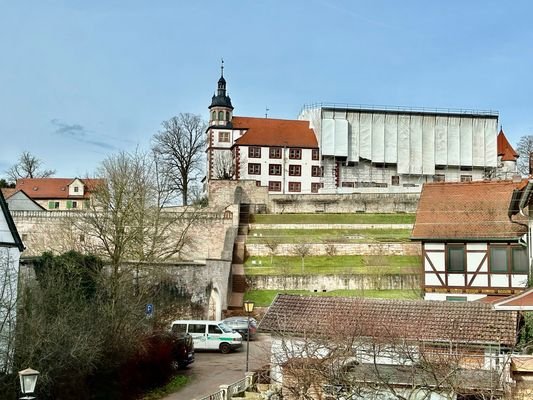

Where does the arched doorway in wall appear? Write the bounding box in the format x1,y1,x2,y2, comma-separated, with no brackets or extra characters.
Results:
208,287,221,320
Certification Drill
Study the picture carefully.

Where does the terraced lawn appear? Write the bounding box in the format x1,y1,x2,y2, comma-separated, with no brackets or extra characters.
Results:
244,289,422,307
247,228,411,244
250,213,415,225
244,255,421,275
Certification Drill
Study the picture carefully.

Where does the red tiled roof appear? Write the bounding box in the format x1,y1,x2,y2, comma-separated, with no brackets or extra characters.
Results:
411,180,528,240
497,129,519,161
15,178,103,199
232,116,318,148
0,188,17,199
259,294,518,346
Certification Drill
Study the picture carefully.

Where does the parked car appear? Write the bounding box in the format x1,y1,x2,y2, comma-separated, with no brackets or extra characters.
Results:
171,331,195,369
170,320,243,354
222,316,258,340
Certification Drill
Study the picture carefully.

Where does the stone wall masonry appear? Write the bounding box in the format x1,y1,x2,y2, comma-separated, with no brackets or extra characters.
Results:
249,223,414,230
208,180,420,214
269,192,420,214
11,209,235,261
247,273,421,292
246,242,421,257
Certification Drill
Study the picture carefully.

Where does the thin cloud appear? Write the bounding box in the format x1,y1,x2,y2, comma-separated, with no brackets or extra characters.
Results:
50,119,117,151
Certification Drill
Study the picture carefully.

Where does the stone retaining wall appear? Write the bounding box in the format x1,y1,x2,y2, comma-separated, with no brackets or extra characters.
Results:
247,273,421,291
246,242,421,257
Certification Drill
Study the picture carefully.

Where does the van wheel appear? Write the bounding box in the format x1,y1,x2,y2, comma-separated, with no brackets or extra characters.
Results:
220,343,231,354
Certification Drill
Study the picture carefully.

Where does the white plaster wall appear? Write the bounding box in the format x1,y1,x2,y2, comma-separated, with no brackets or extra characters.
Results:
424,292,487,302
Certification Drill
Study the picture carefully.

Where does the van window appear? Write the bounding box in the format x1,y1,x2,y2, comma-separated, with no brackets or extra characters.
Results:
208,325,223,334
172,324,187,333
219,323,233,333
189,324,206,334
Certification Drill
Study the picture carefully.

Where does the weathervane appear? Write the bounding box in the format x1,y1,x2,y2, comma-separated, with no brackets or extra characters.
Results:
265,107,270,118
221,58,224,77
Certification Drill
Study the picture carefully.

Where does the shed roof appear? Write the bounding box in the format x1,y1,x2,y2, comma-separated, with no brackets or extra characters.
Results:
259,294,518,347
232,116,318,148
411,180,528,241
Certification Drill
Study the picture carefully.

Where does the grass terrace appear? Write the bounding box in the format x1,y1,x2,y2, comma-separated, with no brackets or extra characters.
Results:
250,213,416,225
247,228,411,244
245,289,422,307
244,255,421,275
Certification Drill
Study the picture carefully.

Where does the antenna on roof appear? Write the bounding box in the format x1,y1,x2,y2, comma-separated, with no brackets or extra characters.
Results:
265,107,269,118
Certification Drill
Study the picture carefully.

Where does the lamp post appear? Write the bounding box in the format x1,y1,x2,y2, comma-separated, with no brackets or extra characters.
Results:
18,368,39,400
244,300,255,372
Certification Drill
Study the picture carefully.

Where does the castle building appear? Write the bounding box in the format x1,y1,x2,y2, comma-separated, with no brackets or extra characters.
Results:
206,66,519,194
206,65,321,194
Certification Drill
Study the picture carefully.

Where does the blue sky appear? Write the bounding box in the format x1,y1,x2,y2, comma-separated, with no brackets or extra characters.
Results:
1,1,533,178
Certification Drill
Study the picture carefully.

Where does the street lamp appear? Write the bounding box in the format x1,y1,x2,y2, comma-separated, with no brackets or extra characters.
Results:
244,300,255,372
18,368,39,400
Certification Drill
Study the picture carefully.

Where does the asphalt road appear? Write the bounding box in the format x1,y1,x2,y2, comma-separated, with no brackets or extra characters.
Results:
163,334,271,400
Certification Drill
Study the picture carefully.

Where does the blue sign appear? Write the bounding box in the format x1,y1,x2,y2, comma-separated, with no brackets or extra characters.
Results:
145,303,154,317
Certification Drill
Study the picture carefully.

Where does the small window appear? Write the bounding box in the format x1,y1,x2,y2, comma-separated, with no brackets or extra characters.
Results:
391,176,400,186
289,148,301,159
433,174,445,182
269,147,282,159
341,182,355,188
212,111,216,120
288,165,301,176
172,324,187,334
269,164,282,175
490,247,508,273
74,186,79,193
226,111,230,121
71,201,78,209
208,325,223,334
311,182,323,193
218,132,230,142
256,181,261,187
218,111,224,121
312,149,319,160
288,182,301,192
512,247,529,273
446,296,467,302
447,244,465,272
311,166,323,177
460,175,472,182
249,147,261,158
189,324,206,334
248,163,261,175
268,181,281,192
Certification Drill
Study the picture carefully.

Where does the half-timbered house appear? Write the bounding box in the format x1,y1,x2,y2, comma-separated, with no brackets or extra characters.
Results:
412,179,532,301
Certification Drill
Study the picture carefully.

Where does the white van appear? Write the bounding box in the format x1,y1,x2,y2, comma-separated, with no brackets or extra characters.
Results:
170,320,243,354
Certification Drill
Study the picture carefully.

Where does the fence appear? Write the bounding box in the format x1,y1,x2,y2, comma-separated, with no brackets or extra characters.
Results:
194,372,255,400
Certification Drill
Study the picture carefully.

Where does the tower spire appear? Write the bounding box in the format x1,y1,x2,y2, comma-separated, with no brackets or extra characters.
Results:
221,58,224,77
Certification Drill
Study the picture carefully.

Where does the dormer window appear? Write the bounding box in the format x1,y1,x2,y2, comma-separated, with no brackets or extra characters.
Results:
74,187,79,193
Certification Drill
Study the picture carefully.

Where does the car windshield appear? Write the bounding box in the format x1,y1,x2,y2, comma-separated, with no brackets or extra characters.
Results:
219,323,233,333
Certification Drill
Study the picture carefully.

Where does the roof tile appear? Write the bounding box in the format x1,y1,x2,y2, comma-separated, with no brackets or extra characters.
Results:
259,294,518,346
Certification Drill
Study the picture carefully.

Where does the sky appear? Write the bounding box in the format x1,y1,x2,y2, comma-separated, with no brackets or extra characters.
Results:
1,1,533,178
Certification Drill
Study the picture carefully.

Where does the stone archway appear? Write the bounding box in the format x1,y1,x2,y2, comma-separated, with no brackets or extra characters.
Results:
208,287,221,320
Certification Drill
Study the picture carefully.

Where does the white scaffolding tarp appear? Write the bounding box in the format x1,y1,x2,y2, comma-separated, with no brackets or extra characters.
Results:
316,109,498,173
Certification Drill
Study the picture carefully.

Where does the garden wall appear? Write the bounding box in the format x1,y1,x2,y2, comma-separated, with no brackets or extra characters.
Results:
247,273,421,292
246,242,421,257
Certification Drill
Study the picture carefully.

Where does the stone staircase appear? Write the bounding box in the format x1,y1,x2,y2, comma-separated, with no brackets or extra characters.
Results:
228,204,250,310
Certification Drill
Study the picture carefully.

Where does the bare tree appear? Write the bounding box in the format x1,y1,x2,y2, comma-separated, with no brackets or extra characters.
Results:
516,135,533,175
293,241,311,273
152,113,207,205
0,249,19,375
265,313,521,400
78,150,197,322
264,237,280,265
6,151,55,182
213,152,234,180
